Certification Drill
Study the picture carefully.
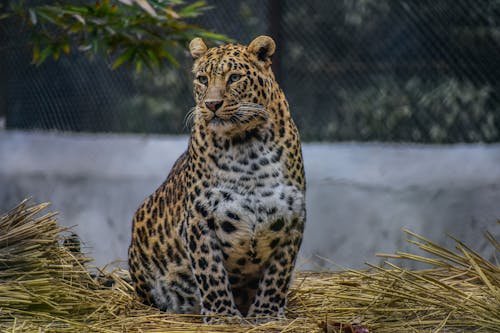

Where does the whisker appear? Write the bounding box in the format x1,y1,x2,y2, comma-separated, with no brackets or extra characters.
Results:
183,106,198,129
235,104,270,121
238,102,265,110
238,105,270,116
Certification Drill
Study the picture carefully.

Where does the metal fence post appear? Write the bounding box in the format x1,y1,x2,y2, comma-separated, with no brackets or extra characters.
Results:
268,0,282,83
0,0,7,126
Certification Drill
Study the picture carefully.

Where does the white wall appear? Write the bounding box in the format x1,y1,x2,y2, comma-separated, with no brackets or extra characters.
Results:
1,131,499,270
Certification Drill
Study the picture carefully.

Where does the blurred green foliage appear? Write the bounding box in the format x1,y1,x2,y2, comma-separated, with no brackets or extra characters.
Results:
280,0,500,143
331,77,496,143
5,0,229,71
119,62,192,133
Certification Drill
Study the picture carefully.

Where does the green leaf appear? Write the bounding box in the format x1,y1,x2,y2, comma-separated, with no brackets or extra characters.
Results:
33,9,58,24
32,44,40,63
178,1,208,18
145,49,160,68
134,0,157,17
63,43,70,55
53,47,61,60
159,48,179,67
65,6,90,14
36,46,53,66
112,48,135,70
198,31,233,42
135,59,143,73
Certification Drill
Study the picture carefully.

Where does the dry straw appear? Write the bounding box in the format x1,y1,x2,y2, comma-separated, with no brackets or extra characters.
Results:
0,200,498,332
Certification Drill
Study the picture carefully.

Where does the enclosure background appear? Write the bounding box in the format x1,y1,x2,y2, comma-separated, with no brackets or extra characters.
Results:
1,0,500,142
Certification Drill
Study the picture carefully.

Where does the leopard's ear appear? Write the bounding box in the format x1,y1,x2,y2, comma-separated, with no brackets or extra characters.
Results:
189,38,208,60
247,36,275,69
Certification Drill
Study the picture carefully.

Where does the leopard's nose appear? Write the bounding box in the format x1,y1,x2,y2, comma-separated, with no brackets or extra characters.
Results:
205,100,223,112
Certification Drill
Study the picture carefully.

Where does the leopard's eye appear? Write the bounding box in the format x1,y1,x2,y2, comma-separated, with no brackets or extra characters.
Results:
228,74,241,84
197,75,208,85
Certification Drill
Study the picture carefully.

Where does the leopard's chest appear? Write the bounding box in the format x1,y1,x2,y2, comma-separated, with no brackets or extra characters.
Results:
194,144,305,275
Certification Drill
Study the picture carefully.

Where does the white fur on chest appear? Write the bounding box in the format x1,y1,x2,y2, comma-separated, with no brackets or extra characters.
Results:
210,144,302,226
213,182,301,230
198,143,305,272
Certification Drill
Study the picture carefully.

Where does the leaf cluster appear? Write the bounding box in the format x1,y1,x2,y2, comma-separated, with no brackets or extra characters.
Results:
4,0,230,71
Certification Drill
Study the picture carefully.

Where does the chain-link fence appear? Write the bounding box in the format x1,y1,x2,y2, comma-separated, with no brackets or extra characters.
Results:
2,0,500,142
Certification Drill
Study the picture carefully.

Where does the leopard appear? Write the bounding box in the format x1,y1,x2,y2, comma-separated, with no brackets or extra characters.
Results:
128,35,306,324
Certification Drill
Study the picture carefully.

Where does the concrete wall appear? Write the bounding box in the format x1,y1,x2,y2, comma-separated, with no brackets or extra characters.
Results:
1,131,499,270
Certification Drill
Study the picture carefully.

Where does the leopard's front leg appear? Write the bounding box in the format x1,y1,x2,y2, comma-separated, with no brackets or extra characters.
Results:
183,214,242,324
247,217,304,323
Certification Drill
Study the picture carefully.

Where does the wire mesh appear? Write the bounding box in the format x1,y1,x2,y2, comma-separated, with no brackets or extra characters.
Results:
1,0,500,142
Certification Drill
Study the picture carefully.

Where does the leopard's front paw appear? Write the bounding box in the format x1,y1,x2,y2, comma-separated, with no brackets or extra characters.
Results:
249,314,287,325
202,309,244,325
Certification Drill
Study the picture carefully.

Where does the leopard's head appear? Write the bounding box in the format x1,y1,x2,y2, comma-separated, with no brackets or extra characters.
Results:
189,36,278,136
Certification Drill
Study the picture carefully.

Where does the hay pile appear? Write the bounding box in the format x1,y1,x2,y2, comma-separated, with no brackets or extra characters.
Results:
0,200,498,332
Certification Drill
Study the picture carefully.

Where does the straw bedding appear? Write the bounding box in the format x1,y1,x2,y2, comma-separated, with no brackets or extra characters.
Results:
0,200,498,332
